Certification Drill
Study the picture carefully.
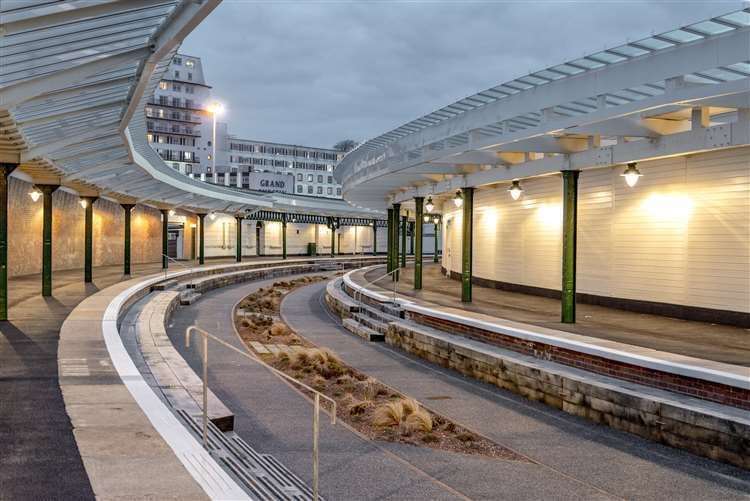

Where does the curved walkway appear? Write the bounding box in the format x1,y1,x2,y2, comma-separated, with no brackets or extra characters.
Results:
280,281,750,500
167,274,750,499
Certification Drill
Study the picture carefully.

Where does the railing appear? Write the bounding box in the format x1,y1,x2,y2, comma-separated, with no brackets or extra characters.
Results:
185,325,336,501
162,254,195,288
353,266,400,305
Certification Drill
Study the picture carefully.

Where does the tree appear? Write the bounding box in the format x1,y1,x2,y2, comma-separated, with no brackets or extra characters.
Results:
333,139,358,152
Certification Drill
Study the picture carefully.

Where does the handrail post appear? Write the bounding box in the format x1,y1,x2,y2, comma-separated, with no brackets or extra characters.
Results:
202,333,208,449
313,393,320,501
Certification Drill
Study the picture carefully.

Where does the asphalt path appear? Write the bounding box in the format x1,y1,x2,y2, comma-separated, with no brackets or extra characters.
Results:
167,273,750,500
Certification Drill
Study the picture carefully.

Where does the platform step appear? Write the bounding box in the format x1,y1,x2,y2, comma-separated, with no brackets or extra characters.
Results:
152,279,179,291
353,312,389,334
343,318,385,342
179,290,202,305
176,409,319,500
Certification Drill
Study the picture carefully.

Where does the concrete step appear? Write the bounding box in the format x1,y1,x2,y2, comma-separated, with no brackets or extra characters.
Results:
179,290,201,305
353,312,389,335
152,279,179,291
176,410,319,500
343,318,385,342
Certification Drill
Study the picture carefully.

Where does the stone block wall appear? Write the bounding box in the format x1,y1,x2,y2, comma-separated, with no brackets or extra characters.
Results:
386,322,750,469
8,177,162,277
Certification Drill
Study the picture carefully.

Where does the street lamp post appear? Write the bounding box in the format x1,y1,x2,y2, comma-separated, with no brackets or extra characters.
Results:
206,101,224,178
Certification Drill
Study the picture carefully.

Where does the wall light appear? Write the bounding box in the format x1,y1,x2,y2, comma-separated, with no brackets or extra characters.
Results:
29,189,41,202
423,214,430,223
79,199,88,209
168,209,176,217
425,196,434,213
433,215,440,225
621,162,642,188
209,211,217,220
508,180,523,200
453,190,464,208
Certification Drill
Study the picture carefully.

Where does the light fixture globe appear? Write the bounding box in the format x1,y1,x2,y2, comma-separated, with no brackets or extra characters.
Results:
79,199,88,209
29,189,42,202
621,162,642,188
433,215,440,225
206,101,224,115
508,180,523,200
168,209,176,217
209,211,217,220
423,214,429,223
453,190,464,208
425,196,435,213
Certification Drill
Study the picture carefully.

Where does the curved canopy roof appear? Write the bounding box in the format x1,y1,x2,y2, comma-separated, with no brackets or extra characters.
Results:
336,8,750,210
0,0,382,218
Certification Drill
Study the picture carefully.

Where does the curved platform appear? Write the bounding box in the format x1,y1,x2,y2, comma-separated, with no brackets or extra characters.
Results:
58,256,384,499
327,265,750,469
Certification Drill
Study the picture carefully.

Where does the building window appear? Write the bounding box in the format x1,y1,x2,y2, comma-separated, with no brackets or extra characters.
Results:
185,164,193,174
174,70,180,79
159,81,168,90
328,176,333,184
147,133,153,142
174,57,182,65
336,188,342,195
296,173,302,181
307,186,313,194
327,187,333,195
296,185,303,193
187,72,193,81
317,186,323,194
307,174,313,182
317,175,323,183
172,83,181,92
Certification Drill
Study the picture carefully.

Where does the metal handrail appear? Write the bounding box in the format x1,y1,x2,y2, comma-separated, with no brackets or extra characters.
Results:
353,267,400,305
185,325,336,501
162,254,195,288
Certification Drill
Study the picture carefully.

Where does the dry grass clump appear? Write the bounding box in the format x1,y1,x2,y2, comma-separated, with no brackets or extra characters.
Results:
373,401,405,428
405,407,433,433
358,378,380,402
373,398,433,435
275,347,344,379
270,322,291,337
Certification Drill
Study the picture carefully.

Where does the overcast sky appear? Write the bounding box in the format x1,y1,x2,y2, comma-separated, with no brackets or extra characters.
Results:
181,0,745,149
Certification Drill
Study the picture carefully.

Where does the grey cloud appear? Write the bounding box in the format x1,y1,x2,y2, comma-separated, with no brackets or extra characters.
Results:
181,0,743,148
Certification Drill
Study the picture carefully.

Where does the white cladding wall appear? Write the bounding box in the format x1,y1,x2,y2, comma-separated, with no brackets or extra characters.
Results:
202,218,385,256
441,147,750,313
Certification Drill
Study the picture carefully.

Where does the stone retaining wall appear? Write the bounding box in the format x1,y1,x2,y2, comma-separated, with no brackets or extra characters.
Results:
324,283,750,469
406,311,750,410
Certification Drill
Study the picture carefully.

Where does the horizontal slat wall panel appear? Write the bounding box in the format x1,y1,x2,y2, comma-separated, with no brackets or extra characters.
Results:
440,146,749,314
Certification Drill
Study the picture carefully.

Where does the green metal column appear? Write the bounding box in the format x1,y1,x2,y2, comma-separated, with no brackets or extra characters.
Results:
40,185,58,297
121,204,134,275
328,217,335,257
414,197,423,289
160,209,169,269
197,213,206,265
408,221,415,255
282,214,288,259
400,213,407,268
386,210,393,272
433,218,439,263
392,203,400,280
461,187,474,303
0,164,16,320
561,170,580,323
235,215,243,262
83,197,97,283
372,220,377,256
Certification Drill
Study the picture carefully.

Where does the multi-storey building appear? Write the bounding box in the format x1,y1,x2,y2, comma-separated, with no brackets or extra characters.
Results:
227,139,342,198
147,53,343,198
146,54,212,175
